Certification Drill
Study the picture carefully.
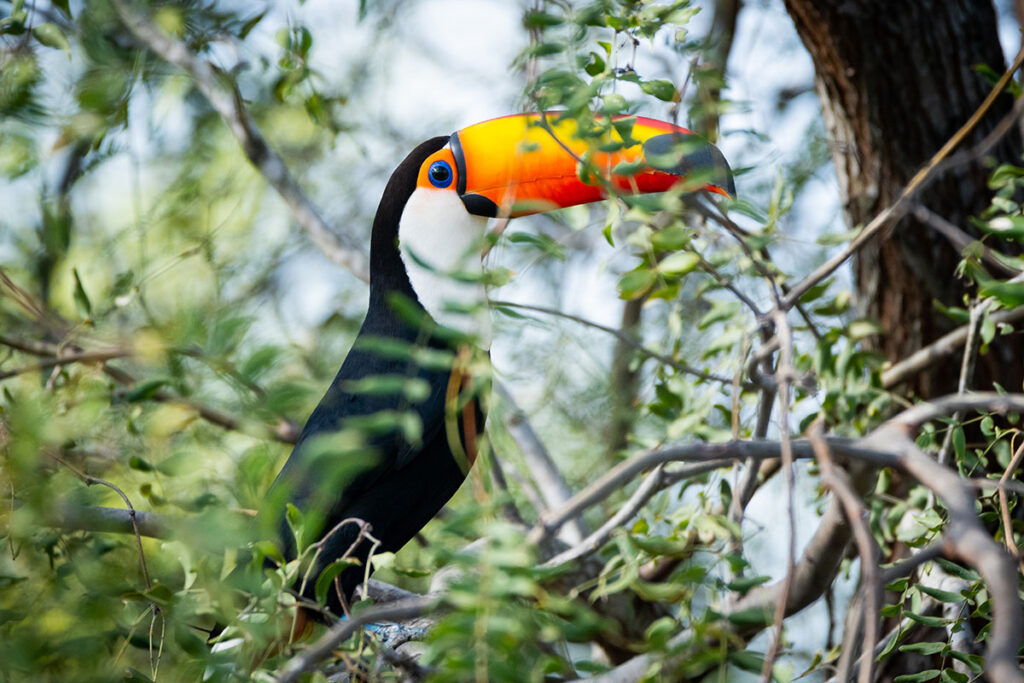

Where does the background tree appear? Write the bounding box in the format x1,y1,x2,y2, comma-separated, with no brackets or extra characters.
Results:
1,1,1022,682
783,0,1024,399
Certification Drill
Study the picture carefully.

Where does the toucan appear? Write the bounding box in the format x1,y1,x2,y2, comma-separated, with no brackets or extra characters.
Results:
260,112,734,618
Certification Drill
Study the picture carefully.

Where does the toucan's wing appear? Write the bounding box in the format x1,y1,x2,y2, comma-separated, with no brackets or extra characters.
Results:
262,339,460,544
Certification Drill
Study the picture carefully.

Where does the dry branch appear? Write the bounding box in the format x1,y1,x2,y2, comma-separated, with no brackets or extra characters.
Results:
276,598,437,683
496,382,588,545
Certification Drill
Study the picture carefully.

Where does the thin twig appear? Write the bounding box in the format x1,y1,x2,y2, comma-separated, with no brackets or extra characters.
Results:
52,456,152,589
495,382,587,545
527,437,896,546
881,306,1024,388
886,392,1024,429
492,299,743,386
998,438,1024,561
758,309,796,681
911,203,1022,277
540,464,666,569
0,348,130,381
808,421,881,683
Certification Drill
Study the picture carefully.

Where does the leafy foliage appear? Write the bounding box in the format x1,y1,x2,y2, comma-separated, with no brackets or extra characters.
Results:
1,0,1022,681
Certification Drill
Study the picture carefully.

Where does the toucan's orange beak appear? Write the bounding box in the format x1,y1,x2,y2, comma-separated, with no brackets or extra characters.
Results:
449,113,734,218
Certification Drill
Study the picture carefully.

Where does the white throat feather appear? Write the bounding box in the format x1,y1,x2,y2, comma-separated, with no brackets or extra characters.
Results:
398,186,491,347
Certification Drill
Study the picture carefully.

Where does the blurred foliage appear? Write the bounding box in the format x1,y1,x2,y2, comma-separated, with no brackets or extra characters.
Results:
1,0,1022,681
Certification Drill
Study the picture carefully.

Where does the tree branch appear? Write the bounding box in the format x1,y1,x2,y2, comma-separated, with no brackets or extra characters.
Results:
110,0,370,282
275,598,437,683
526,438,895,546
495,382,588,545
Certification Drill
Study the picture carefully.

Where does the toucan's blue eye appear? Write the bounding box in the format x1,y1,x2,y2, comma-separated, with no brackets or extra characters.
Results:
428,160,453,188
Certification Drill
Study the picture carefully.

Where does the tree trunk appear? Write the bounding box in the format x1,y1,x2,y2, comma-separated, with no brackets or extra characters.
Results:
783,0,1023,398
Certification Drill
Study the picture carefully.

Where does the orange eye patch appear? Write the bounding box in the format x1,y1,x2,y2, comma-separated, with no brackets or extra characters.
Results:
417,148,459,190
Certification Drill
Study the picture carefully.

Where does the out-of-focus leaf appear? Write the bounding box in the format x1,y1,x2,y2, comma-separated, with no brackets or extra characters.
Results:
980,280,1024,307
32,23,70,57
72,267,92,317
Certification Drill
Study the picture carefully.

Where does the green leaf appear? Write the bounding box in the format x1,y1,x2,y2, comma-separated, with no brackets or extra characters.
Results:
128,456,154,472
51,0,71,18
726,607,774,628
893,671,939,683
618,269,656,299
728,650,765,674
934,558,980,582
523,10,563,28
32,23,70,57
658,252,700,277
799,280,832,304
980,280,1024,307
904,612,948,628
979,215,1024,239
123,379,168,403
885,577,909,592
314,559,361,605
72,267,92,317
507,231,566,260
951,427,966,462
725,575,771,593
651,225,690,252
947,650,984,674
639,79,677,102
238,10,267,39
919,584,965,603
898,641,946,655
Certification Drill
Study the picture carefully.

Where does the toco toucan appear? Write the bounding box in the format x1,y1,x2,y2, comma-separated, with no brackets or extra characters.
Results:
261,112,734,618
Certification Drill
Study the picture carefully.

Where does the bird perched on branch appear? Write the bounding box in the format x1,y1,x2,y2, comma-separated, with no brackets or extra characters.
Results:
259,112,734,619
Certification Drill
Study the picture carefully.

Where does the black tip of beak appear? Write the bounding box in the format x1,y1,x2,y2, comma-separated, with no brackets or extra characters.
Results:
643,133,736,198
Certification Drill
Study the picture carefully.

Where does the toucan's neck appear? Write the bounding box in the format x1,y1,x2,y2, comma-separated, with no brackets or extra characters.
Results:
365,136,491,347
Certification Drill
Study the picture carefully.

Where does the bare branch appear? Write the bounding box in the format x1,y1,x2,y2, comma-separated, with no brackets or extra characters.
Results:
864,427,1024,683
526,438,896,546
882,307,1024,388
540,464,666,569
110,0,370,282
886,392,1024,430
911,203,1022,277
46,504,168,538
759,309,798,680
809,421,881,683
276,598,437,683
495,382,587,545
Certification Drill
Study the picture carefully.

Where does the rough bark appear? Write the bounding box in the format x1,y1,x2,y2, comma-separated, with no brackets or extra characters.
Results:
784,0,1023,398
